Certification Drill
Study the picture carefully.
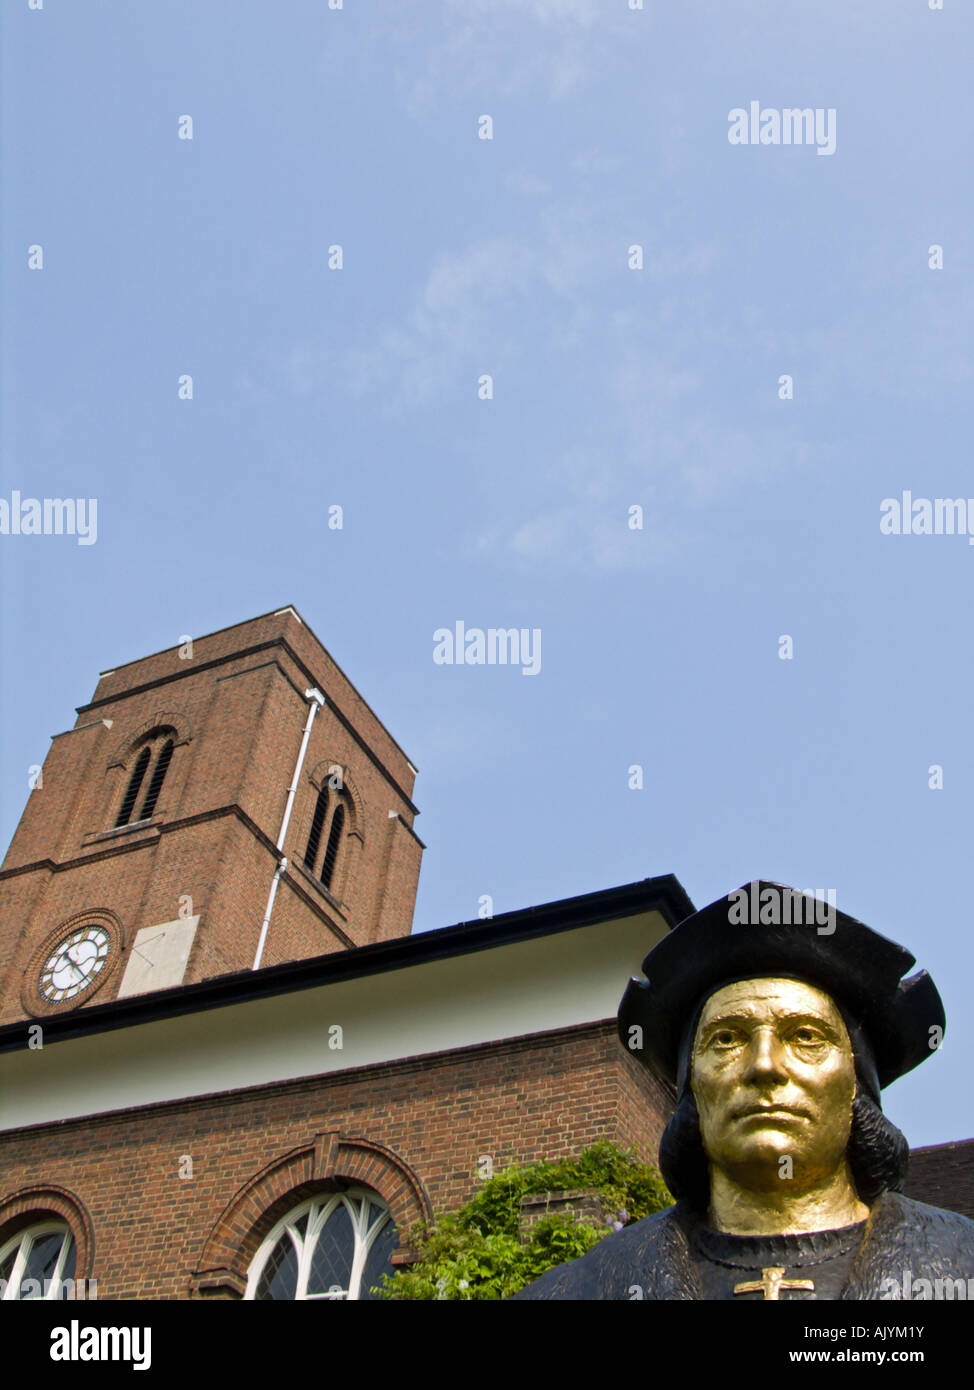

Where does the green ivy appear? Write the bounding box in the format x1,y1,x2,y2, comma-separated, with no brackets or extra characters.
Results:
373,1140,672,1300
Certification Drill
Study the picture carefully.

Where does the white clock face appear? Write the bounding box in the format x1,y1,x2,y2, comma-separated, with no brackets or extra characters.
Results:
39,925,112,1002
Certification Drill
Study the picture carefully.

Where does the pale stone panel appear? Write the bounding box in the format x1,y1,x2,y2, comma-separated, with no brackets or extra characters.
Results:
116,917,200,998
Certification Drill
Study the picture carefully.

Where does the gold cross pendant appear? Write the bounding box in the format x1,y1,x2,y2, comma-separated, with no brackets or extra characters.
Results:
733,1266,815,1300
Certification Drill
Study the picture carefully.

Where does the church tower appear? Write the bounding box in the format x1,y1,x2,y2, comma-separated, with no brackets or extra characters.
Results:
0,606,423,1027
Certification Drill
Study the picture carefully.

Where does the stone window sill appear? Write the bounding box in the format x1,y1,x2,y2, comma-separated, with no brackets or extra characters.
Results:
83,818,161,846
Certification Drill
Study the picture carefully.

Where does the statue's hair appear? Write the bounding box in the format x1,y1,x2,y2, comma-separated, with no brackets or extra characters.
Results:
658,994,911,1212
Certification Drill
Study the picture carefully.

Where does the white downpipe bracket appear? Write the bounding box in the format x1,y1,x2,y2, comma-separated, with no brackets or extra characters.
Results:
253,687,325,970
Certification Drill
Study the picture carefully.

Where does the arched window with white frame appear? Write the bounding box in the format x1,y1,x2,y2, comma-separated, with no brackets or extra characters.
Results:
0,1221,76,1300
245,1189,398,1301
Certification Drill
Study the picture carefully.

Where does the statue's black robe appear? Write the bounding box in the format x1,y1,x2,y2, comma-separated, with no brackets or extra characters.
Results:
511,1192,974,1300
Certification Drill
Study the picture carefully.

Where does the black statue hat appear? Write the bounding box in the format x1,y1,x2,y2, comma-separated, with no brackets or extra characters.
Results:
618,881,945,1092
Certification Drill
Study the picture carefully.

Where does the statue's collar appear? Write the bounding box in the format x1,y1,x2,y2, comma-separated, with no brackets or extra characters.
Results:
691,1220,867,1270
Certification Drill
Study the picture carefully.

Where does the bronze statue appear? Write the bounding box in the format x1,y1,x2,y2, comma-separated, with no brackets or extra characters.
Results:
514,882,974,1299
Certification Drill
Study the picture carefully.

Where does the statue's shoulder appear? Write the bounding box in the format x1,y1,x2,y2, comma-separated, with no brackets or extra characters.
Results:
510,1205,698,1301
878,1190,974,1247
847,1191,974,1296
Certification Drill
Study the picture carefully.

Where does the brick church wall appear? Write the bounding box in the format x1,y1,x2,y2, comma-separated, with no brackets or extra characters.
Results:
0,1022,674,1299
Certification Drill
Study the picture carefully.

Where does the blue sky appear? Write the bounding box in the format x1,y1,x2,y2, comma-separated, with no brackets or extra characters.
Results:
2,0,972,1146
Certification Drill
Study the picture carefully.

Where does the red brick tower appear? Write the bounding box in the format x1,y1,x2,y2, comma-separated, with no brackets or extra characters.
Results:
0,607,423,1026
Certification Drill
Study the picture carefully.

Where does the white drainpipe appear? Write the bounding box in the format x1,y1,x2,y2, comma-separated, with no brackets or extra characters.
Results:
252,687,325,970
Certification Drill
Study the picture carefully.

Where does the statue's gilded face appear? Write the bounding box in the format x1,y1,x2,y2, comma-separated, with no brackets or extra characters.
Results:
691,978,857,1192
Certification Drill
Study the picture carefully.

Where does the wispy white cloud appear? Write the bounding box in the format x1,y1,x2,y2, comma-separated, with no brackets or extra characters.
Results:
504,170,553,197
392,0,625,112
267,212,826,576
473,416,822,576
343,238,539,407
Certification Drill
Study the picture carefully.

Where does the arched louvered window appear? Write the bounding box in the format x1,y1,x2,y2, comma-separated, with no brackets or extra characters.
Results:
302,777,352,898
321,803,345,891
115,730,176,828
139,739,174,820
304,788,329,871
115,746,152,827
